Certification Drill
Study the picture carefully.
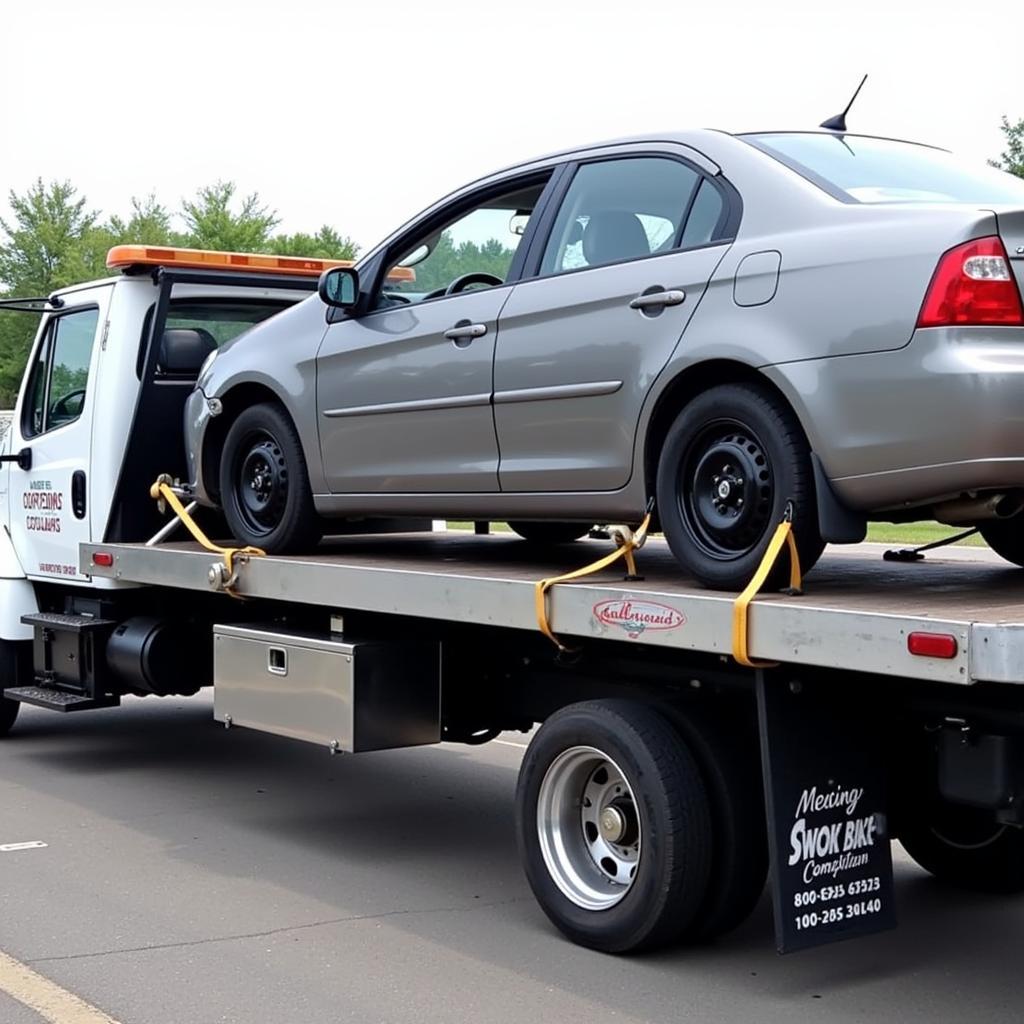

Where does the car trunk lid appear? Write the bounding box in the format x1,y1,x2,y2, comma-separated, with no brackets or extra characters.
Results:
994,207,1024,302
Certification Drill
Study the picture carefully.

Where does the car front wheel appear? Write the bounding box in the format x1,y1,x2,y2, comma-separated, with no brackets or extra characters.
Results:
220,402,321,553
656,382,824,590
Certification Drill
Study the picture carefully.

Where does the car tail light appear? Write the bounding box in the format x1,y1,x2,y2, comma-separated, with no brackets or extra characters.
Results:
92,552,114,567
918,236,1024,328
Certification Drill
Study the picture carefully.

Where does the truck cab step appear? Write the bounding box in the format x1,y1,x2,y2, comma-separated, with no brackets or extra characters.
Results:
3,686,120,712
21,611,117,633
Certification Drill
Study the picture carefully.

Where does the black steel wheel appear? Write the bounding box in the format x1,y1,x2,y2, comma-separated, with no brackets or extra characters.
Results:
508,522,591,545
220,403,321,553
656,382,824,590
516,699,712,953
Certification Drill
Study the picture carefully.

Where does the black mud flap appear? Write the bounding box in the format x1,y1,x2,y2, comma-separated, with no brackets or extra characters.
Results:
757,670,896,953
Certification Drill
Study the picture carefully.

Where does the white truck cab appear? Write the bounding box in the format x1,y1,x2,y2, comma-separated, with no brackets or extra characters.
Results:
0,246,339,637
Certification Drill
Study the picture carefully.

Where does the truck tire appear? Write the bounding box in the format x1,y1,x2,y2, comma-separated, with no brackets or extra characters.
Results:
0,641,24,737
220,403,321,553
0,697,18,737
655,383,824,591
508,522,591,545
899,799,1024,893
515,699,712,953
663,705,768,939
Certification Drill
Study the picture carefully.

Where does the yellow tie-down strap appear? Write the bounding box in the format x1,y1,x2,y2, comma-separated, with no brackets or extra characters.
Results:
731,513,802,668
535,512,653,653
149,477,264,598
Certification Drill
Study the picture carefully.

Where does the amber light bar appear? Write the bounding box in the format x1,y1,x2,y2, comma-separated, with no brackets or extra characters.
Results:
105,245,415,282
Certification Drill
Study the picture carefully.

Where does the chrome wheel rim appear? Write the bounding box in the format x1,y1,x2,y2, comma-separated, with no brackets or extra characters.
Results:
536,745,641,910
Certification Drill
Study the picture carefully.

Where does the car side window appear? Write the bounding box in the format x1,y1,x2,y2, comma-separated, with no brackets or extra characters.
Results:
540,157,710,275
374,177,550,310
22,307,99,439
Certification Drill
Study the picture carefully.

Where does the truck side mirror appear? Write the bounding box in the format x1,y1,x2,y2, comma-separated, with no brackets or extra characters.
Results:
318,267,359,309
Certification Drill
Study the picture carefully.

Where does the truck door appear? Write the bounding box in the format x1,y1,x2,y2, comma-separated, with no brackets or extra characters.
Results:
8,288,109,581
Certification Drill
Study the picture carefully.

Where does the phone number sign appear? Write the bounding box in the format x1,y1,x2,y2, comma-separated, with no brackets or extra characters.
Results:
757,672,896,953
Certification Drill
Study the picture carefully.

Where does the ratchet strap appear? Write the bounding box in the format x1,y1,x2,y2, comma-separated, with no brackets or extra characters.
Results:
731,508,802,668
149,477,264,598
535,510,653,654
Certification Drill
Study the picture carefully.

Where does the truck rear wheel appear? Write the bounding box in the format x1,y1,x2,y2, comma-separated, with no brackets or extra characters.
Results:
515,699,711,953
664,706,768,939
899,799,1024,893
220,403,321,554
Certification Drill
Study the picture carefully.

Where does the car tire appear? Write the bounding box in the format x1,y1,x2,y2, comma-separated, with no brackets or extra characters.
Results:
656,382,824,590
979,517,1024,567
220,402,321,554
515,699,712,953
508,522,591,545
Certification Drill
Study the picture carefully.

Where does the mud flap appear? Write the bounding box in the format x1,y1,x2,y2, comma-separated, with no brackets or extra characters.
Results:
757,670,896,952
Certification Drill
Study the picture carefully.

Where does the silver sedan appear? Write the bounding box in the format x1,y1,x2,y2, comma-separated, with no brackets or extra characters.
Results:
185,129,1024,589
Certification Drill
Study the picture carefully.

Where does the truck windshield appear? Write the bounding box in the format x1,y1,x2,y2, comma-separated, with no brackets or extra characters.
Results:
743,132,1024,205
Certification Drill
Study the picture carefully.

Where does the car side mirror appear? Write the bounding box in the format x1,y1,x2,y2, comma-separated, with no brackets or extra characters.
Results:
318,267,359,309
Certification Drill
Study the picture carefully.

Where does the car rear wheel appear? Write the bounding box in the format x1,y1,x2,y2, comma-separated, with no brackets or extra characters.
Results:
656,382,824,590
508,522,591,545
220,403,321,553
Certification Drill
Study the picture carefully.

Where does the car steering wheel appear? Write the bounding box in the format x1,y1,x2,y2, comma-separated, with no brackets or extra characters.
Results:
50,389,86,421
444,272,503,296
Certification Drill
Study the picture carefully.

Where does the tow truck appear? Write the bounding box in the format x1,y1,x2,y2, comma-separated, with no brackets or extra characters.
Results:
3,245,1024,955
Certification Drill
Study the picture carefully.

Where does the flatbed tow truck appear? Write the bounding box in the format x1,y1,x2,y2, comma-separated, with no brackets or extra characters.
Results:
4,247,1024,955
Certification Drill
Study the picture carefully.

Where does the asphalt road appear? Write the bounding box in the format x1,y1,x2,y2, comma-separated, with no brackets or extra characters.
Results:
1,695,1022,1024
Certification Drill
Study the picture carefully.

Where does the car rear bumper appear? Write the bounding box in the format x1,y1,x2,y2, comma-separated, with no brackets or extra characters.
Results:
764,326,1024,511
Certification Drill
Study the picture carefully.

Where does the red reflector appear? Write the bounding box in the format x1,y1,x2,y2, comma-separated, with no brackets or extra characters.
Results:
907,632,958,659
92,552,114,567
917,236,1024,328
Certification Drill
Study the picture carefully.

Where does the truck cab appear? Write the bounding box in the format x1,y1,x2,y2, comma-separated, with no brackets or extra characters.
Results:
0,246,338,650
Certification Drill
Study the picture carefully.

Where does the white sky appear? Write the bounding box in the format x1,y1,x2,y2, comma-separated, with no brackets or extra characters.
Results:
1,0,1022,254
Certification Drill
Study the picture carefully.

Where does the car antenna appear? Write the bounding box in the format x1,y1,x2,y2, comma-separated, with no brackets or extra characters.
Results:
819,74,868,132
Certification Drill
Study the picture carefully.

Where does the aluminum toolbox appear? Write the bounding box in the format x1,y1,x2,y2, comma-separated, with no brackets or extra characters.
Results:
213,624,440,752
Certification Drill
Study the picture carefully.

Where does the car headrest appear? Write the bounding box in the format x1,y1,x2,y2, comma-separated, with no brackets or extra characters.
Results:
159,328,218,374
582,211,651,267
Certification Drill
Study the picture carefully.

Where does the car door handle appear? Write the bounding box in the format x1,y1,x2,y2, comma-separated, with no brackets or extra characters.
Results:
442,321,485,350
629,289,686,310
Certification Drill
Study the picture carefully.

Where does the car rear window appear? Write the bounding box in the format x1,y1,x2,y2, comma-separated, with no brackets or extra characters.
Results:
743,132,1024,205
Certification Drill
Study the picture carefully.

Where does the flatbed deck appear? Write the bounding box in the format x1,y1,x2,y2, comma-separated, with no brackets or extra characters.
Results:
81,534,1024,687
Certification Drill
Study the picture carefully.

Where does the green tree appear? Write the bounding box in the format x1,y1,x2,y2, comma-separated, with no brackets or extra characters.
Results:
992,116,1024,178
0,179,99,294
179,181,279,251
0,180,104,405
272,225,358,260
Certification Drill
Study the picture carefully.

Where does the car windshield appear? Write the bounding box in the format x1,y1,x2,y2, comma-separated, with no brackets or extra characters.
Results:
743,132,1024,205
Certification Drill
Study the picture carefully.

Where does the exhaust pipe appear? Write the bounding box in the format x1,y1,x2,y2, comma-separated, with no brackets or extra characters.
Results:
934,493,1024,526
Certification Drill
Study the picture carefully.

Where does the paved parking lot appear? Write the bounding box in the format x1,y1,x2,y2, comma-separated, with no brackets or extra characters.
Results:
1,694,1022,1023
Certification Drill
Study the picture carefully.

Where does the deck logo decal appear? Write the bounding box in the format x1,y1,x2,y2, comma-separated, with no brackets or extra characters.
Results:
593,599,685,638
